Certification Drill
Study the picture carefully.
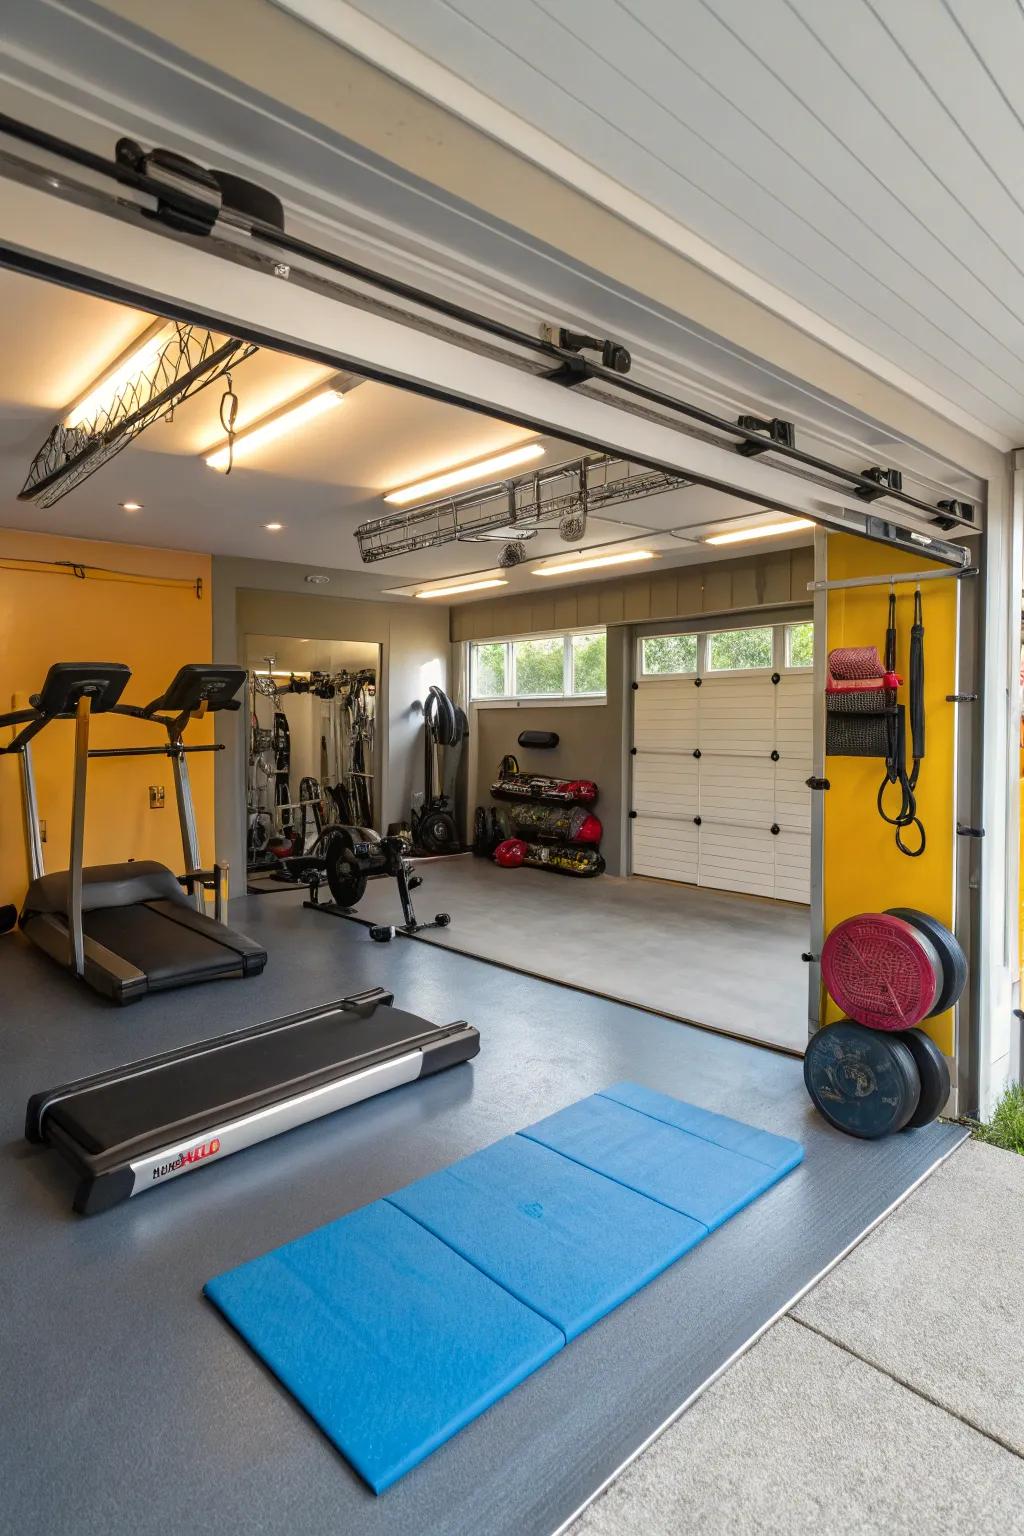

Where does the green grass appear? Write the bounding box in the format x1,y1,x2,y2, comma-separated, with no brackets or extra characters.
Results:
971,1083,1024,1155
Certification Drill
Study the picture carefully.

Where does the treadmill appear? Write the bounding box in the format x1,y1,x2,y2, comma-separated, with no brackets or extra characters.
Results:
4,662,266,1002
26,986,480,1213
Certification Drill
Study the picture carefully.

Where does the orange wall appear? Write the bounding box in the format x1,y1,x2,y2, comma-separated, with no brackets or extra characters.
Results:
0,529,213,909
822,535,959,1056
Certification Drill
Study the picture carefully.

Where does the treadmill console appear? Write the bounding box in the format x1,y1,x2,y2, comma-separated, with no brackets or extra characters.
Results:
30,662,132,717
151,664,247,715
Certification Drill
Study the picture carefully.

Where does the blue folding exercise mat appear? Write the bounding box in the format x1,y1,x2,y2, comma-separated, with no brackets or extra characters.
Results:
204,1083,803,1494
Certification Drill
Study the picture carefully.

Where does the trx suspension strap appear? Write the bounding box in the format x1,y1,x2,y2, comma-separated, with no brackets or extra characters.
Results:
877,588,926,857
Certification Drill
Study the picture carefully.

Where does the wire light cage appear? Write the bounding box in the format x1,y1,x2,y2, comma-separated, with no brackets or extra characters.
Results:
355,454,692,563
19,322,258,508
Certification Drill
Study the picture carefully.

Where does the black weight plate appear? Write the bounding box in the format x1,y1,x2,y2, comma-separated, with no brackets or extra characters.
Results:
899,1028,951,1129
419,810,459,853
325,846,368,909
803,1021,922,1139
886,907,967,1016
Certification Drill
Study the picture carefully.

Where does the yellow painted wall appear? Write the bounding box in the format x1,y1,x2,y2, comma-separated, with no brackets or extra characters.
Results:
0,529,213,909
823,535,959,1056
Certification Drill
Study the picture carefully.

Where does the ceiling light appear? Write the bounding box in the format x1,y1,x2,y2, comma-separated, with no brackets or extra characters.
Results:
264,522,283,531
533,550,656,577
384,443,545,505
119,500,143,511
205,387,343,471
704,518,814,546
416,578,509,599
65,324,167,429
305,573,330,585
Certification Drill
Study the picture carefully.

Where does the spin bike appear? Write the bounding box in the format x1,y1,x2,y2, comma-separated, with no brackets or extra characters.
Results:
303,827,451,943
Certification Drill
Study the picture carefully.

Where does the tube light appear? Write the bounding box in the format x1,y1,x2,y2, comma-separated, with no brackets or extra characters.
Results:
205,387,343,471
533,550,656,577
416,578,508,599
704,518,814,546
384,443,545,505
65,325,167,429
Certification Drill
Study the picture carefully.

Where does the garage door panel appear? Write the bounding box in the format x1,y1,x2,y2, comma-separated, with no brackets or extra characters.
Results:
775,764,811,833
700,758,775,827
634,681,698,751
774,831,812,903
699,676,775,753
699,825,776,898
631,821,698,882
632,754,698,817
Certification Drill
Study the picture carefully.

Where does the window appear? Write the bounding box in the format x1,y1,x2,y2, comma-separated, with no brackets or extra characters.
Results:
470,629,606,702
706,625,773,671
513,637,563,696
641,633,698,676
786,621,814,668
471,640,507,698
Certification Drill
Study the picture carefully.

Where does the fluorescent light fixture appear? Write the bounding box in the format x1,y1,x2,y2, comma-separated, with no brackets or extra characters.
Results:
65,325,167,429
205,387,343,471
384,443,545,505
415,578,508,599
533,549,656,577
704,518,814,546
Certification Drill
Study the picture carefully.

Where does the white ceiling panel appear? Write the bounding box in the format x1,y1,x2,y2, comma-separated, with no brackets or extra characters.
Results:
346,0,1024,438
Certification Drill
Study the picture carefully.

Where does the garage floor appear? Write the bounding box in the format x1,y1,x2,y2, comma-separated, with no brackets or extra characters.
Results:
572,1139,1024,1535
339,856,810,1052
1,896,962,1536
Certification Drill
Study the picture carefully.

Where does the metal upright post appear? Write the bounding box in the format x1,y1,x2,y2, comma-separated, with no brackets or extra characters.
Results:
171,746,204,913
68,694,91,975
19,742,45,882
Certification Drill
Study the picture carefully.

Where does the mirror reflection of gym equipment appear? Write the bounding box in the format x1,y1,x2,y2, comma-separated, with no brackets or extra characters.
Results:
245,636,380,882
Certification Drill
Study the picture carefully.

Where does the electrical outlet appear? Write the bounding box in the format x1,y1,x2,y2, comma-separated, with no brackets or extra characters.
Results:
38,818,46,844
149,786,165,809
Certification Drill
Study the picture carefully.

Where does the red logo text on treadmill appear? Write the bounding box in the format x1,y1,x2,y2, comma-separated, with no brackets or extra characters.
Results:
151,1137,221,1181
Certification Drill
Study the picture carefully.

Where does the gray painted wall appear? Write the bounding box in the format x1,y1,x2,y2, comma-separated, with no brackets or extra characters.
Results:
211,556,450,881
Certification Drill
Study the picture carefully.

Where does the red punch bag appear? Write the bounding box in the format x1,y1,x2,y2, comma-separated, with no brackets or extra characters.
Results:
493,837,528,868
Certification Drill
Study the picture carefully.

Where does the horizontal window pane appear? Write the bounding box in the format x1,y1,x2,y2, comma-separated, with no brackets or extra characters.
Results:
706,626,773,671
641,633,697,675
786,621,814,667
513,637,564,695
571,631,606,694
471,641,506,698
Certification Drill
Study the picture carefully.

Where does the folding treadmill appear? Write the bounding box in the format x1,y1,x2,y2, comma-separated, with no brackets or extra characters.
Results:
26,986,480,1213
3,662,266,1002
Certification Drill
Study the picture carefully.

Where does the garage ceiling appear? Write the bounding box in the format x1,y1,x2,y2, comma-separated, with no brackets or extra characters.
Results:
0,269,802,598
340,0,1024,443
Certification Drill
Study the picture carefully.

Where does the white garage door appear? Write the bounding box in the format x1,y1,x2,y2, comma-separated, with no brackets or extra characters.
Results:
630,624,813,903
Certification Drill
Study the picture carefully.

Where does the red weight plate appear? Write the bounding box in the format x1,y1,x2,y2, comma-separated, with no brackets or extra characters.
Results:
821,913,941,1030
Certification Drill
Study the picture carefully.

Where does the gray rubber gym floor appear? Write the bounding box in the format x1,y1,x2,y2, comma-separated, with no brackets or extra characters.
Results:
287,855,811,1052
1,896,964,1536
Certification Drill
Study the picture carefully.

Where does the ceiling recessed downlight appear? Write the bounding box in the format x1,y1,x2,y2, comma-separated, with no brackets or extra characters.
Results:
533,550,656,577
119,501,143,511
205,387,343,471
264,522,283,531
416,578,508,599
384,444,544,505
704,518,814,546
305,573,330,585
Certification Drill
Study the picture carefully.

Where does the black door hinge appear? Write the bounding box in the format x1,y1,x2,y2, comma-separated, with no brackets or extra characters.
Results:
956,824,985,838
806,776,831,791
946,693,978,703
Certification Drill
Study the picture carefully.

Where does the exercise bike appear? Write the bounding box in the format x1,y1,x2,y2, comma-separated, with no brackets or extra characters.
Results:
303,827,451,943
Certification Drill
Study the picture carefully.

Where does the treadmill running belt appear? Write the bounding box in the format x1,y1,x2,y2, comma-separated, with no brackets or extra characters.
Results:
204,1084,803,1493
83,904,245,988
48,1004,442,1156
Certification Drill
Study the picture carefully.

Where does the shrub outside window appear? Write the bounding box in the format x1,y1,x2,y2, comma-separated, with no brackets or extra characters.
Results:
470,630,606,701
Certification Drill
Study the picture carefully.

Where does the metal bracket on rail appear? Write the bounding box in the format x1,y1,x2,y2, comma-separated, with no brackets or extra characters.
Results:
735,415,796,457
855,467,904,502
